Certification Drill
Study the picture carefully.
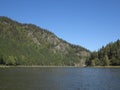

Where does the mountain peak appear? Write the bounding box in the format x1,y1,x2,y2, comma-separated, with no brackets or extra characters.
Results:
0,16,20,25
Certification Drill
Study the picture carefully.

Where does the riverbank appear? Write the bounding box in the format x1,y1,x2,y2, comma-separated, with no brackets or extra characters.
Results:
0,65,120,68
0,65,76,68
89,66,120,68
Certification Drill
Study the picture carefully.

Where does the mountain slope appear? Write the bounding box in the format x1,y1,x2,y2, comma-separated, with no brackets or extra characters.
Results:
0,16,90,66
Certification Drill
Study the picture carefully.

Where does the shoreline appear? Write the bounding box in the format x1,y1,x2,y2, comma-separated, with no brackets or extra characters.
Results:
0,65,76,68
0,65,120,68
88,66,120,68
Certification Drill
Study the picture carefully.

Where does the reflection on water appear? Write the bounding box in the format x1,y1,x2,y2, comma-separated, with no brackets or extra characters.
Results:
0,67,120,90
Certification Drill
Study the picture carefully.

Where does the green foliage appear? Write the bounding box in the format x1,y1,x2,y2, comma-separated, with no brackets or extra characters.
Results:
88,39,120,66
103,55,110,66
91,60,95,66
0,17,90,66
3,55,16,65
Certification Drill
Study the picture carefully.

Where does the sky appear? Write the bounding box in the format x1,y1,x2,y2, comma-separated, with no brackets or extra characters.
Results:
0,0,120,51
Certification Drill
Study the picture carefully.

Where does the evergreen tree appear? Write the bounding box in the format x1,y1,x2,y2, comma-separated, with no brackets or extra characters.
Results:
91,60,95,66
88,39,120,66
103,55,110,66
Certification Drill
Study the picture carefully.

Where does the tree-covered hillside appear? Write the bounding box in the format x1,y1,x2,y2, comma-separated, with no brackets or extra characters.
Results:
87,40,120,66
0,16,90,66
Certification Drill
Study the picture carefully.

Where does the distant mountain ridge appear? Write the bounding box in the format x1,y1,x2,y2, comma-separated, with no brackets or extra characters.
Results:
0,16,90,66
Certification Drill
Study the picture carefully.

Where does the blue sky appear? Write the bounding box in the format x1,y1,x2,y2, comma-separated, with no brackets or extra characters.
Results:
0,0,120,51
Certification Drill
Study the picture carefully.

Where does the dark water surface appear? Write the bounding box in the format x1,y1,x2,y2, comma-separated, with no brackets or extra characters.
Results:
0,67,120,90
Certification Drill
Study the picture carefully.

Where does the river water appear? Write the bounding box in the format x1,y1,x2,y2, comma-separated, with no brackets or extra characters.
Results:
0,67,120,90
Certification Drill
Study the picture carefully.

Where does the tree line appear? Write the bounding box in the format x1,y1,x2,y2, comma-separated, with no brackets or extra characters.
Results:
87,40,120,66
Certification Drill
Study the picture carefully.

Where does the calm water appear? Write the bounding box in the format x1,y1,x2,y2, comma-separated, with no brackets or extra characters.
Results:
0,67,120,90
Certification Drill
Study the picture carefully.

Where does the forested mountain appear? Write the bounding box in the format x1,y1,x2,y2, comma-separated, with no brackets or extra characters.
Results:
0,16,90,66
87,40,120,66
